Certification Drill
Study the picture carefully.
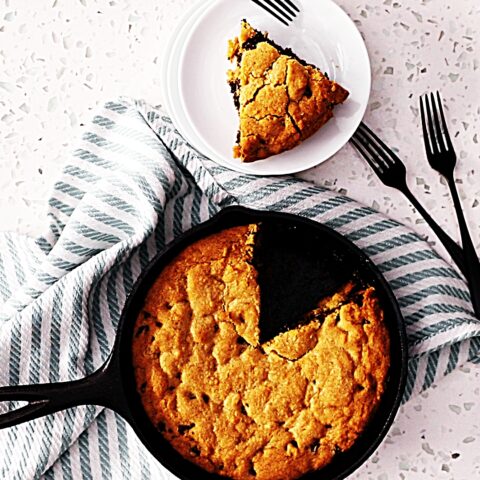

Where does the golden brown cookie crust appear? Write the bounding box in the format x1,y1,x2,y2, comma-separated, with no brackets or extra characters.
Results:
132,225,390,480
227,21,350,162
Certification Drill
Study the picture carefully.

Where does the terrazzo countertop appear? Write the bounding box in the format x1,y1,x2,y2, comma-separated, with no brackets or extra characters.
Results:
1,0,479,478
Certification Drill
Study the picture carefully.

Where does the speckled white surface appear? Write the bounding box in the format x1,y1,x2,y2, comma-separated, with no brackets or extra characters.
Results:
1,0,479,478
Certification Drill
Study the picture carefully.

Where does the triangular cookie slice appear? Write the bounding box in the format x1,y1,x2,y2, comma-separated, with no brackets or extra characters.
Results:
227,20,349,162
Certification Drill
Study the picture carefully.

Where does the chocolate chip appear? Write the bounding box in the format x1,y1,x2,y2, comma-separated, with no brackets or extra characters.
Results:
242,31,268,51
236,336,248,345
289,440,298,448
310,439,320,453
325,424,332,429
233,93,240,110
229,80,241,111
135,325,149,337
355,384,365,392
202,393,210,404
352,292,364,306
214,324,220,333
229,80,239,94
190,446,200,457
304,84,312,98
178,424,195,435
248,464,257,476
362,318,371,325
240,404,247,415
334,445,342,454
175,372,181,380
155,321,163,328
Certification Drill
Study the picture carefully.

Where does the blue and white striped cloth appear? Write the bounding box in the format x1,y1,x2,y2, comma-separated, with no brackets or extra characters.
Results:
0,98,479,479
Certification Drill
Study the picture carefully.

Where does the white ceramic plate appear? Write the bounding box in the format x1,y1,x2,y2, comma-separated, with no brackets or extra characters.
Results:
166,0,371,175
161,0,215,137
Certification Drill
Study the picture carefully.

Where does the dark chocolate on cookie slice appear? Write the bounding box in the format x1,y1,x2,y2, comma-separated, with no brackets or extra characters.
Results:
227,20,349,162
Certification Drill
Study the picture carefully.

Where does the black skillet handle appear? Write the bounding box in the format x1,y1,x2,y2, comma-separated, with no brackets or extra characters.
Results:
0,354,131,430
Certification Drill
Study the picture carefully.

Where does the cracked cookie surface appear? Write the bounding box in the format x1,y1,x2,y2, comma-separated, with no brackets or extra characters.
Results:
227,20,350,162
132,224,390,480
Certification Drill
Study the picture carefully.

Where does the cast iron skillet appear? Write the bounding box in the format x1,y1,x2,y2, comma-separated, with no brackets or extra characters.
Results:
0,206,408,480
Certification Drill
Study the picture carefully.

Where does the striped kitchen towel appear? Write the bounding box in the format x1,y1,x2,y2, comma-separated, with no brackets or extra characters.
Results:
0,97,479,480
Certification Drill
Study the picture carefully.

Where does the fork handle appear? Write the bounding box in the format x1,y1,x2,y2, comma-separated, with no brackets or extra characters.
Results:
401,186,466,275
447,177,480,317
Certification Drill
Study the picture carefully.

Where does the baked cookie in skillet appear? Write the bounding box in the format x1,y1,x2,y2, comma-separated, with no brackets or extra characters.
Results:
132,224,390,480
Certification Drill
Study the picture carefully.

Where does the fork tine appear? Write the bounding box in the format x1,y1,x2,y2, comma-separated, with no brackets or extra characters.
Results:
353,129,393,172
419,95,431,155
356,124,403,174
282,0,300,13
251,0,290,25
275,0,298,17
357,122,402,166
354,130,389,171
430,92,447,153
253,0,293,23
350,136,385,175
263,0,294,20
422,94,439,155
436,91,454,152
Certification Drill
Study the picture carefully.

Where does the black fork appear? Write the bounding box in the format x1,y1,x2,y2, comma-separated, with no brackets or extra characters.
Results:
351,122,466,276
251,0,300,26
420,91,480,317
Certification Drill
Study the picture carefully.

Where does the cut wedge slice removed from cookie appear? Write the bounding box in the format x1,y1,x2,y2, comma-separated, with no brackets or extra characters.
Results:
227,20,350,163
